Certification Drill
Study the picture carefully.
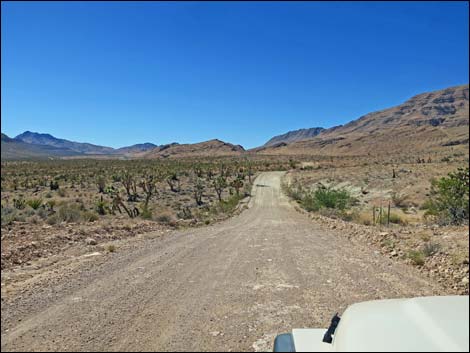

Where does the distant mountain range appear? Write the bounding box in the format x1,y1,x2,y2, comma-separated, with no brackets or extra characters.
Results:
2,84,468,160
1,132,158,159
256,84,469,156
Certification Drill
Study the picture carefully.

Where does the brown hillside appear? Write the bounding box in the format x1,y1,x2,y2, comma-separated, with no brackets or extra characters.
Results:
257,84,469,156
143,139,245,158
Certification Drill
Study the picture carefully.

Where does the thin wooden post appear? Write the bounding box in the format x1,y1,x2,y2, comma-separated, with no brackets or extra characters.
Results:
373,206,376,225
379,205,383,225
387,201,391,227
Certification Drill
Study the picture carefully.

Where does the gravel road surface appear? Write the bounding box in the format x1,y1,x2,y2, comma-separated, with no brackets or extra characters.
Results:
1,172,442,351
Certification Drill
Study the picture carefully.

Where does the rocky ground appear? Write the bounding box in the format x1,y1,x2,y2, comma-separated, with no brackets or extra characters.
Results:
293,205,469,295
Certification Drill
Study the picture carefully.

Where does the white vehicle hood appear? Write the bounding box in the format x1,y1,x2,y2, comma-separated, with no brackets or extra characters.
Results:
293,295,469,352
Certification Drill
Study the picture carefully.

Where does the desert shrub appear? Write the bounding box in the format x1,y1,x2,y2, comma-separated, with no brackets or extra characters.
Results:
26,198,43,210
140,206,153,220
55,204,82,223
155,212,176,225
351,212,372,225
424,167,469,225
24,208,36,217
96,176,106,193
302,186,352,212
107,244,116,253
391,192,410,209
30,215,42,224
177,206,193,219
388,213,407,225
419,199,434,210
13,198,26,210
46,199,56,211
408,250,425,266
57,188,67,197
422,242,441,257
82,211,99,222
1,206,18,226
37,207,48,219
318,208,352,221
95,199,108,215
282,181,304,202
217,194,243,214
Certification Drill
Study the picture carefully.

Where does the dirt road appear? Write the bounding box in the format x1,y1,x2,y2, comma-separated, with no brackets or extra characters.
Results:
1,172,442,352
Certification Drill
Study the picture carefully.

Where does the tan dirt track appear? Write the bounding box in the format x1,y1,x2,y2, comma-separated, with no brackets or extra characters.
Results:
1,172,442,352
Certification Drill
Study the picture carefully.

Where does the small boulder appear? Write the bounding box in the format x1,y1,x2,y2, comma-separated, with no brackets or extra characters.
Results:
85,238,97,246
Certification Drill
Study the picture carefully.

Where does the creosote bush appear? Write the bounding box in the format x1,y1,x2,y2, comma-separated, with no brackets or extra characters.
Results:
424,167,469,225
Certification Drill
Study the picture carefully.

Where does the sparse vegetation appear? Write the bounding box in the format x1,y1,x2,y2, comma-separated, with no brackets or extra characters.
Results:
26,198,43,210
1,157,289,227
424,167,469,225
422,242,441,257
284,181,353,212
407,250,425,266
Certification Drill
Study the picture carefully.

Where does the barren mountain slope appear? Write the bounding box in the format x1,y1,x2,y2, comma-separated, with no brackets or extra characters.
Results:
257,84,469,156
263,127,325,147
143,139,245,158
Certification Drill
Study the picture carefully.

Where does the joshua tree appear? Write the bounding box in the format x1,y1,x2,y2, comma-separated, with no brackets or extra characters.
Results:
166,172,180,192
97,176,106,193
112,194,139,218
121,172,138,202
140,174,158,208
193,178,204,205
213,175,227,202
231,177,244,196
246,161,253,183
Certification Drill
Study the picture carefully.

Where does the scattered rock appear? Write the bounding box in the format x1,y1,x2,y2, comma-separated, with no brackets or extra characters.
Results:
85,238,97,246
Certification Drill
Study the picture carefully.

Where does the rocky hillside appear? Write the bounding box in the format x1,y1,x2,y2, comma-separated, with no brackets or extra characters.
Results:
143,139,245,158
263,127,325,147
257,84,469,156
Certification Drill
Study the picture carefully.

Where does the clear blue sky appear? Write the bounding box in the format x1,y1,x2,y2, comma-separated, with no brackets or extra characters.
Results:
1,1,469,149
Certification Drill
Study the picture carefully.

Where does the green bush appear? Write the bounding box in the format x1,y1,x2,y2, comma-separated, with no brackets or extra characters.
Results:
301,186,352,212
217,194,243,214
26,198,43,210
95,199,108,215
408,250,425,266
140,206,153,220
424,167,469,225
